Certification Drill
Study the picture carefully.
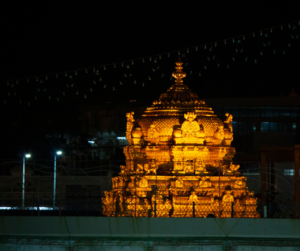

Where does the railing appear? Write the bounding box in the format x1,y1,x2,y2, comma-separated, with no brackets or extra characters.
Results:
0,160,299,218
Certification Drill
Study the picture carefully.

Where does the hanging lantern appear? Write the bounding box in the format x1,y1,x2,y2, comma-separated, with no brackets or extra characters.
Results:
217,64,220,67
142,58,145,63
49,96,51,100
132,61,134,65
93,68,95,72
114,64,116,68
224,40,226,44
85,69,88,73
161,74,164,78
243,35,245,40
104,66,106,70
104,84,106,88
57,98,59,102
113,87,115,91
90,88,93,92
46,75,48,80
120,81,123,85
75,71,77,75
196,46,198,51
168,53,170,57
84,94,87,98
142,83,145,87
99,77,102,81
65,72,67,77
199,73,201,77
134,80,136,84
149,76,151,80
253,33,255,37
63,92,65,96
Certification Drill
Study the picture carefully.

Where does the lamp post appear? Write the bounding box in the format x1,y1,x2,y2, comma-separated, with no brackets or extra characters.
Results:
22,154,31,209
53,151,62,209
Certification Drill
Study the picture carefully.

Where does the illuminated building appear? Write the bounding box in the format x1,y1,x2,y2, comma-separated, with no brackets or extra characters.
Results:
102,58,259,218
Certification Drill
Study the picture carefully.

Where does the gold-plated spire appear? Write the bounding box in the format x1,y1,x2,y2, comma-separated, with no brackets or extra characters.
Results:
172,57,186,85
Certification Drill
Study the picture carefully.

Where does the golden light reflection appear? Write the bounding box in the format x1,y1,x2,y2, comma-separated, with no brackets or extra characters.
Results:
102,58,259,218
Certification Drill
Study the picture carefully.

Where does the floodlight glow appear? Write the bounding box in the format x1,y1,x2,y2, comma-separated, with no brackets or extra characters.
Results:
25,154,31,158
56,151,62,155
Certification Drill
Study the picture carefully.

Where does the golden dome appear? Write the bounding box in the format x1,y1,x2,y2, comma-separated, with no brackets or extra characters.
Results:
102,58,259,219
136,58,223,144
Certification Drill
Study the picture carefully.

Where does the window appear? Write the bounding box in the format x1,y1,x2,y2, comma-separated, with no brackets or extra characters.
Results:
284,169,294,176
261,122,269,132
278,123,287,131
240,107,248,117
273,107,281,117
270,122,278,131
291,108,298,117
260,107,265,117
265,107,273,117
231,107,239,117
249,107,258,117
232,121,238,132
282,108,290,117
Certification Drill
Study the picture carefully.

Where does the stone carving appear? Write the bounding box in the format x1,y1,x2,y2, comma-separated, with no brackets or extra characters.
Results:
102,59,259,218
126,112,135,144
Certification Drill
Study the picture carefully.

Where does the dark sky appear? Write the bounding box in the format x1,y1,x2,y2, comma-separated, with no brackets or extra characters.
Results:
0,1,300,157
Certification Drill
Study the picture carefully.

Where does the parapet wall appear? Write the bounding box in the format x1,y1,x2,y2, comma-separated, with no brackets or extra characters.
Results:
0,217,300,250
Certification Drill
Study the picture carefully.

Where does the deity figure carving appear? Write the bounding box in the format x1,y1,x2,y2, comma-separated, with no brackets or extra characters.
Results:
139,178,148,188
212,125,224,146
223,113,233,145
132,127,143,145
199,178,212,188
136,164,144,173
147,124,159,144
188,191,198,204
144,160,158,175
224,113,233,132
222,190,234,205
195,159,206,172
102,58,259,218
175,177,184,188
126,112,135,144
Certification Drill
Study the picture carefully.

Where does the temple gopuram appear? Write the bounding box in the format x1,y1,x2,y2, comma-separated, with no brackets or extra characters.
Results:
102,58,259,218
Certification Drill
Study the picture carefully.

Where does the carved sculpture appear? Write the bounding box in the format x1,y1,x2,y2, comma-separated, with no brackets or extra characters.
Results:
102,58,259,218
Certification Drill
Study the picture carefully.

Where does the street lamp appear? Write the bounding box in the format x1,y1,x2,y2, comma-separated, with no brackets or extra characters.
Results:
53,151,62,209
22,153,31,209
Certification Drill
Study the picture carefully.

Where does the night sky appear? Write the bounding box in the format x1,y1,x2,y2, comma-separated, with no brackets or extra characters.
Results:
1,2,300,158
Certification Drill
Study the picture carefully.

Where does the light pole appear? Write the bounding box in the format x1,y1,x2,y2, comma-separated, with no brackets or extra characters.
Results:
22,153,31,209
53,151,62,209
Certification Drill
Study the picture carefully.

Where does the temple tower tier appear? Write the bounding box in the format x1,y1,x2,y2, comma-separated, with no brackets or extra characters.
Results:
102,58,259,218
